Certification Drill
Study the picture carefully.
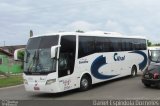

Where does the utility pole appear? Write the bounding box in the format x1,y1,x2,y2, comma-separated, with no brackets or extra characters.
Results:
30,30,33,37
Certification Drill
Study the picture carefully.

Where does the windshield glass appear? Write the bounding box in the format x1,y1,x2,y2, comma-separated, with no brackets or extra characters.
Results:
24,35,59,75
150,50,160,63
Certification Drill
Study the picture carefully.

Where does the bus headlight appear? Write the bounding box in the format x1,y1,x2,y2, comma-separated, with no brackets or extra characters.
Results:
24,79,28,85
46,79,56,85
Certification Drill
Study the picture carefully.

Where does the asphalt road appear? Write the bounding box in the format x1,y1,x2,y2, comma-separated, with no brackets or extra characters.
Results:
0,73,160,100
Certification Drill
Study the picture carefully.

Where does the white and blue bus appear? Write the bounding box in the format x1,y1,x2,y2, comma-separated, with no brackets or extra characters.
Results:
14,31,148,93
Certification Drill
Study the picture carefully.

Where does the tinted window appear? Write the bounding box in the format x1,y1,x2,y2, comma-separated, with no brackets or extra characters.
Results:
121,39,126,51
26,35,59,49
141,39,147,50
60,36,76,53
110,38,119,51
116,38,123,51
125,39,132,51
78,36,95,58
103,38,111,52
95,37,104,52
58,35,76,77
132,39,146,50
39,36,59,49
78,36,147,58
109,38,123,51
26,37,41,49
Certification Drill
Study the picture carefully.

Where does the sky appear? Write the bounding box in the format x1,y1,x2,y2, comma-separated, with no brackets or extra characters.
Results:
0,0,160,46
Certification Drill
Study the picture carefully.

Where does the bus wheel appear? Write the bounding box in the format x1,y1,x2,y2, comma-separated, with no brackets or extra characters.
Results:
80,75,91,91
131,66,137,77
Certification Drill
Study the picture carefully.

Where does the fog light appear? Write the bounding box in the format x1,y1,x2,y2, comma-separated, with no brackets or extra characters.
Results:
46,79,56,85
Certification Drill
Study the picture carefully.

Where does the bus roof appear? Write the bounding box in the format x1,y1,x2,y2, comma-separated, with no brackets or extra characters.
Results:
32,31,147,40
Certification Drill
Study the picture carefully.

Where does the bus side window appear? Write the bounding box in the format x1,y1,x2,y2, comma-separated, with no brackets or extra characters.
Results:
108,38,114,52
117,38,123,51
112,38,120,52
103,38,110,52
78,36,95,58
121,39,126,51
141,39,147,50
95,37,104,53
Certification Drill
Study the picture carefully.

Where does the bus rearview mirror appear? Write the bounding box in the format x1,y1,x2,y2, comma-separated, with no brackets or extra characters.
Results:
14,48,25,61
51,45,61,59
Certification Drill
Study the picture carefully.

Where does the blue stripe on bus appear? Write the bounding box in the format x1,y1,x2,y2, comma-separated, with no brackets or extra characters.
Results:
91,55,118,80
91,51,147,79
129,51,147,71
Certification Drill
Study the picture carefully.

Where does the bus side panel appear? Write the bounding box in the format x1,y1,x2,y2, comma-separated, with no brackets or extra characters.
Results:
76,50,148,85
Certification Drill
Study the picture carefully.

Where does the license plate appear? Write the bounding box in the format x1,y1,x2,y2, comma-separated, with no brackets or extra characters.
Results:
145,75,150,78
34,86,40,90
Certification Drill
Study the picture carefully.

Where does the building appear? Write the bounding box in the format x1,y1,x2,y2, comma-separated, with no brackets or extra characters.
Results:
0,45,26,54
0,48,22,74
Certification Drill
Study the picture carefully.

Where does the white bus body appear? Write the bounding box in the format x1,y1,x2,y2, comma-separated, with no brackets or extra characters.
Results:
17,31,148,93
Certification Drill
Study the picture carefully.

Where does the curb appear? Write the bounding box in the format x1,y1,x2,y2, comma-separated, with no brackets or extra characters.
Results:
0,84,24,90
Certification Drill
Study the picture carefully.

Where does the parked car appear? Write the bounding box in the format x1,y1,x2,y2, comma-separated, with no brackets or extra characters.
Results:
142,49,160,87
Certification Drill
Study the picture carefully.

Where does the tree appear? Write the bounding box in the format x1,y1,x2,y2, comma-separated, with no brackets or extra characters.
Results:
18,50,24,61
153,43,160,46
18,50,25,69
76,30,84,33
147,40,152,47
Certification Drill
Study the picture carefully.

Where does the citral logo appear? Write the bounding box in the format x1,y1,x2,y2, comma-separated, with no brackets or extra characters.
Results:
114,53,125,61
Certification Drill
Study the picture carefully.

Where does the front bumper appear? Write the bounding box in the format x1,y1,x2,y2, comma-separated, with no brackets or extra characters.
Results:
23,73,61,93
24,82,61,93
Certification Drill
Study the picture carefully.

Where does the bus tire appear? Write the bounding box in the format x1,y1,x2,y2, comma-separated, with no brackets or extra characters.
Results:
131,65,137,77
79,75,91,91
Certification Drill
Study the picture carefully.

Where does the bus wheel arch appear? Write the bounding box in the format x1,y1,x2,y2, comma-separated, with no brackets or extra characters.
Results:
79,73,92,91
131,65,137,77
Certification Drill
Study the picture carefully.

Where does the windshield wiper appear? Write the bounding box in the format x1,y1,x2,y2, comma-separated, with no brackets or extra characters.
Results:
35,50,40,72
25,50,30,63
28,50,37,72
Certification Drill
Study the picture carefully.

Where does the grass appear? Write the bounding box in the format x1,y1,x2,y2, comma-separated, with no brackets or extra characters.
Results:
0,75,23,88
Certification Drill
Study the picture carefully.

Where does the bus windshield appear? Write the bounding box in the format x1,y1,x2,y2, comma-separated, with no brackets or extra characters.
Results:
24,35,59,75
150,50,160,63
